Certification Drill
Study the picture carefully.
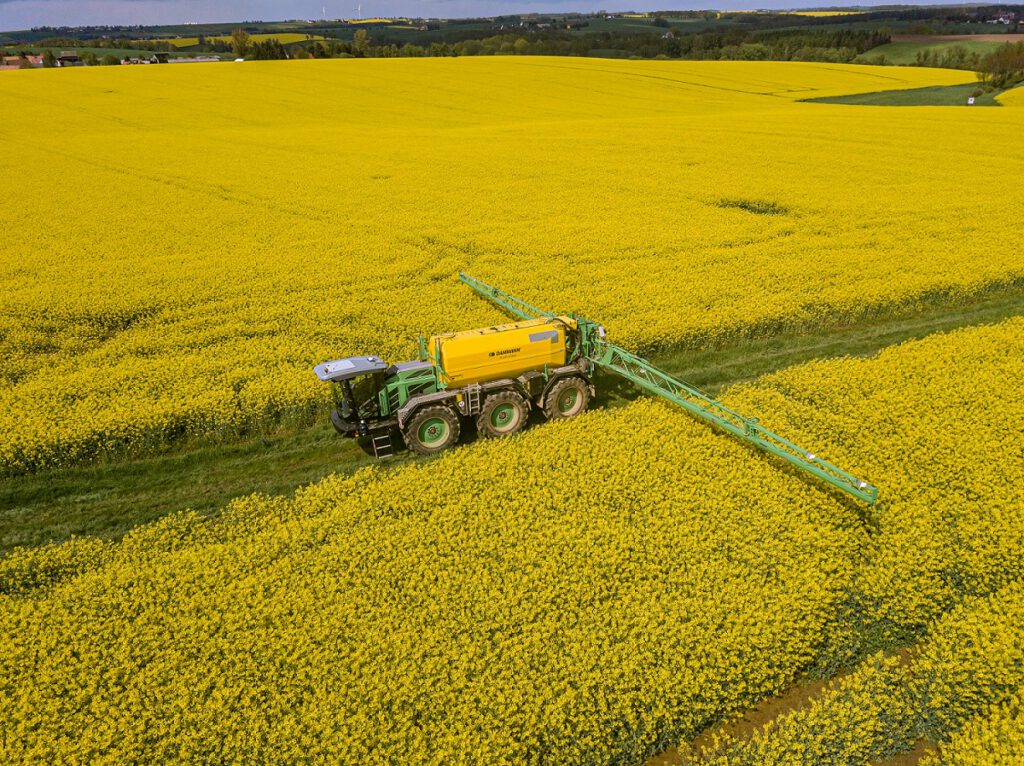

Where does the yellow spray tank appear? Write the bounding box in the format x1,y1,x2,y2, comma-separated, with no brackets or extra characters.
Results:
430,316,577,388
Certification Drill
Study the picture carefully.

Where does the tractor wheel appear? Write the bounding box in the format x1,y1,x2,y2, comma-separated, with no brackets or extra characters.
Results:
477,391,528,438
403,405,461,456
544,377,590,420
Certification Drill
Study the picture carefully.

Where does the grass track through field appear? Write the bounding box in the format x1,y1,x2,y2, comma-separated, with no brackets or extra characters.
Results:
805,83,1005,106
2,286,1022,555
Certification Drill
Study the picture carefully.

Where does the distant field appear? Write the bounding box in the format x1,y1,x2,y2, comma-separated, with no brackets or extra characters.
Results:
345,17,410,24
541,15,735,34
785,10,866,16
894,33,1024,43
857,38,1009,65
727,9,864,17
158,32,324,48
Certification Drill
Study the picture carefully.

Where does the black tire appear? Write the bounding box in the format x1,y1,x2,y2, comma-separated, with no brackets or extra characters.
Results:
476,391,529,438
403,405,461,455
544,377,590,420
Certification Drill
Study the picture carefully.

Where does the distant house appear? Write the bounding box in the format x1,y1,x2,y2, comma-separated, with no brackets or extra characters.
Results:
122,54,169,65
167,55,222,64
0,54,42,70
57,51,82,66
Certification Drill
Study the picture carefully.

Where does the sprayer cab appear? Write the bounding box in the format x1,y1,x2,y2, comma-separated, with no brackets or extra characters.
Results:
314,356,390,437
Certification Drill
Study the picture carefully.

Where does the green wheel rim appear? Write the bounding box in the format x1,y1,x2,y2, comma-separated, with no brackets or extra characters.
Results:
558,389,579,414
491,402,518,429
418,417,449,445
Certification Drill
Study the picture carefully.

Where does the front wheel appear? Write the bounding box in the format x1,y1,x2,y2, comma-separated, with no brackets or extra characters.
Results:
477,391,529,438
544,377,590,420
403,405,461,455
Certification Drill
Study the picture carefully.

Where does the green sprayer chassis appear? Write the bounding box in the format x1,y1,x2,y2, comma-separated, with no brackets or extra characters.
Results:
459,273,879,505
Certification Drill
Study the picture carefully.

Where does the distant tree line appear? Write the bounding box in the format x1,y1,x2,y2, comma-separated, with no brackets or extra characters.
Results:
978,41,1024,88
913,45,983,70
18,24,890,66
34,36,176,51
271,27,891,64
904,39,1024,87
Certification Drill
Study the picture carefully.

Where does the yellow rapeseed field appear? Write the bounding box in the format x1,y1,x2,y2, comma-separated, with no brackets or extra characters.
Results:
3,58,1020,475
997,84,1024,105
158,32,323,47
923,690,1024,765
726,319,1024,650
784,10,866,16
700,578,1024,764
2,317,1021,765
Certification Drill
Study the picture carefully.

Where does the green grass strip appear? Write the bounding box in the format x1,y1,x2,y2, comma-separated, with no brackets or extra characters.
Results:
804,82,1003,107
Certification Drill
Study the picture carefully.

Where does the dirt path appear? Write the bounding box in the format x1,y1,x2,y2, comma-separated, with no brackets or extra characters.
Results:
644,674,842,765
875,739,937,766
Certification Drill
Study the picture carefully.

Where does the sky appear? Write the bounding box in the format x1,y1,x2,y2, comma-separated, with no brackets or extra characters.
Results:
0,0,907,30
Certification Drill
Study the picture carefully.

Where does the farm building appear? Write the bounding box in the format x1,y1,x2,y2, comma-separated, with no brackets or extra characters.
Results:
0,54,42,70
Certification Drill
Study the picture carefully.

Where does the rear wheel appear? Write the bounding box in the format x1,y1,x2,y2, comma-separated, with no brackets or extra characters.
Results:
404,405,461,455
477,391,528,438
544,377,590,420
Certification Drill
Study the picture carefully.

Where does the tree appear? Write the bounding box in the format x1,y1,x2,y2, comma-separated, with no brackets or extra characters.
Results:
978,41,1024,89
250,39,288,60
101,54,120,66
80,51,99,66
353,29,371,57
653,16,671,28
42,49,57,68
230,28,251,58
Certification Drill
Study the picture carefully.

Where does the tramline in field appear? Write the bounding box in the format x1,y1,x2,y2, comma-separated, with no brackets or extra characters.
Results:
315,273,878,504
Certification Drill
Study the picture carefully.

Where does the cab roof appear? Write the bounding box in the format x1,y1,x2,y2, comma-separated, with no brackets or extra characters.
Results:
314,356,388,382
